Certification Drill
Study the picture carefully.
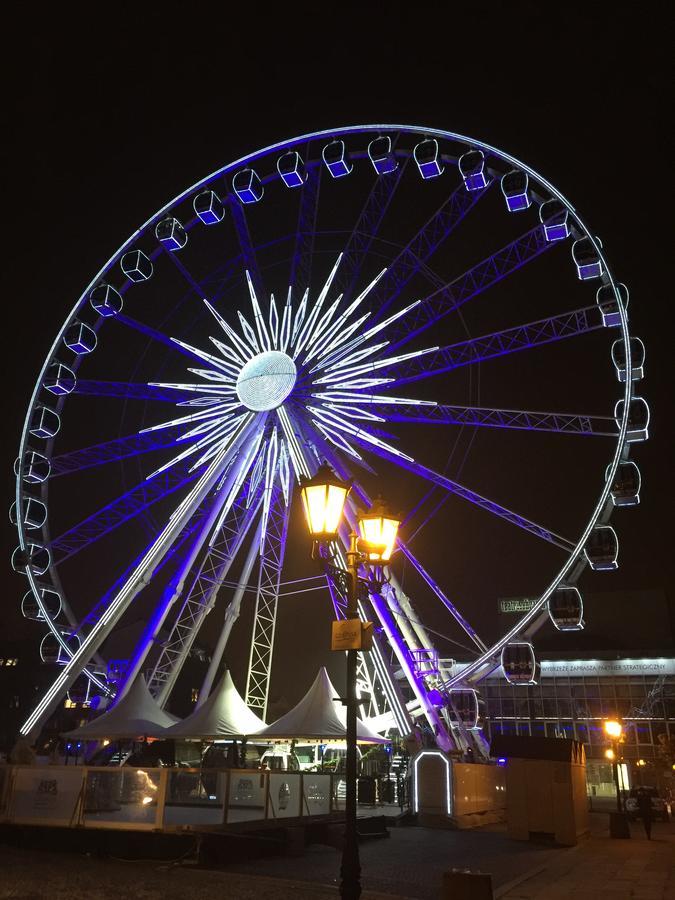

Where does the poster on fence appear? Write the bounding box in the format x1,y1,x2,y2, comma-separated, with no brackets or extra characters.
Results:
10,766,84,825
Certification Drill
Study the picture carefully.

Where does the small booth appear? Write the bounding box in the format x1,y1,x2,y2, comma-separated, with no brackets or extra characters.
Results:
491,735,589,846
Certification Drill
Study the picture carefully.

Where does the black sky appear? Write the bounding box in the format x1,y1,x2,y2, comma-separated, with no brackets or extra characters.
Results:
2,5,673,705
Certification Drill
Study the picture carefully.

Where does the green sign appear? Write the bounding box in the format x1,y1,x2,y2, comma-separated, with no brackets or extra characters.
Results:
499,597,536,614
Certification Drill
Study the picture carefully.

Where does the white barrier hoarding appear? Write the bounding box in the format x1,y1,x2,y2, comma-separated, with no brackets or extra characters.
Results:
10,766,84,825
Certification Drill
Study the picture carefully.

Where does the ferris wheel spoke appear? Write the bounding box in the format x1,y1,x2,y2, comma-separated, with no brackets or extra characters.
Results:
50,457,203,565
387,305,603,387
308,409,574,550
50,425,193,477
397,541,488,653
366,180,492,326
245,486,290,716
385,224,558,355
148,477,265,704
20,415,257,737
333,154,409,302
115,313,214,365
228,196,265,299
289,154,321,297
371,402,618,437
73,380,193,402
75,501,208,637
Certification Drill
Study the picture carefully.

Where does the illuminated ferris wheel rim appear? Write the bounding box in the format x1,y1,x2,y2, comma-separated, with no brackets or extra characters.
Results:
14,124,639,739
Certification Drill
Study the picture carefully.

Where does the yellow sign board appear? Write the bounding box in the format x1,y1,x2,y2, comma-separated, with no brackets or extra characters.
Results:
331,620,373,651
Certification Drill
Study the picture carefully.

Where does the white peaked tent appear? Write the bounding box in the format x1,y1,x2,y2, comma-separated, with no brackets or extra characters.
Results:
65,675,179,740
161,671,266,739
256,667,388,743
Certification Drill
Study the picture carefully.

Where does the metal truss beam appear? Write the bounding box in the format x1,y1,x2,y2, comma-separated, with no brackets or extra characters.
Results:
73,380,190,403
398,541,488,653
367,181,492,324
341,425,575,551
334,157,408,302
20,416,255,737
51,426,190,477
386,224,556,353
388,306,603,387
380,401,617,437
51,459,201,564
228,196,265,300
150,484,263,705
116,314,207,363
289,156,321,296
245,487,289,717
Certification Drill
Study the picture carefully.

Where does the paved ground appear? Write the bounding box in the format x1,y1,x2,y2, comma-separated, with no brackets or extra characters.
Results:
1,814,673,898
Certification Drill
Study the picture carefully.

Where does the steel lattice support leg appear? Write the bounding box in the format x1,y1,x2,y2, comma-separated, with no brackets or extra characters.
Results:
245,487,290,718
149,489,263,705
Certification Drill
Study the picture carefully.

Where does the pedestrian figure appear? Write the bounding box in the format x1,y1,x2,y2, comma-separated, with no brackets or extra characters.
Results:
636,786,653,839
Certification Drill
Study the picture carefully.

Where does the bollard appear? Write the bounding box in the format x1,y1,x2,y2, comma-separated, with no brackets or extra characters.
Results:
442,868,493,900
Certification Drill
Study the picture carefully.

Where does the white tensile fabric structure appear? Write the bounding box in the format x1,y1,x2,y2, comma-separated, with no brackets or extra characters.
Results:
161,671,265,739
256,667,388,744
64,675,179,740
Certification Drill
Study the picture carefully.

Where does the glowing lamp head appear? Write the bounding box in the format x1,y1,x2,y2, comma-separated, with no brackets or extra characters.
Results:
357,496,401,564
604,719,623,740
605,748,615,761
299,463,349,540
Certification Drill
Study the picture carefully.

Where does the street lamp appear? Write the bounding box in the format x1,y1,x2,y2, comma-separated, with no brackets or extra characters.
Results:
603,718,629,839
300,464,401,900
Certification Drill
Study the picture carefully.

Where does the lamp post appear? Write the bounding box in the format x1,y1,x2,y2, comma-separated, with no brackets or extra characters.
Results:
300,466,400,900
604,718,630,838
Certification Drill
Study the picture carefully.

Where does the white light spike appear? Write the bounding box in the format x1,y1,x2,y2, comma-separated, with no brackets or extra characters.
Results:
171,337,236,374
276,406,310,479
309,312,373,371
314,346,439,384
208,337,247,369
269,294,279,348
177,397,226,407
291,288,309,345
209,419,267,544
293,254,343,358
321,377,394,389
319,300,422,371
247,440,267,507
149,381,237,395
312,419,363,460
140,401,239,433
246,270,271,352
322,403,386,422
181,413,235,442
237,310,261,354
307,405,414,462
259,427,279,547
278,439,290,506
325,341,389,372
314,391,437,407
279,287,293,352
146,415,243,480
301,296,342,362
202,299,248,366
187,367,236,383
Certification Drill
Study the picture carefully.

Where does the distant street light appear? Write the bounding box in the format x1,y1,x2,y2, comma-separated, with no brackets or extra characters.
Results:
603,717,629,838
300,463,401,900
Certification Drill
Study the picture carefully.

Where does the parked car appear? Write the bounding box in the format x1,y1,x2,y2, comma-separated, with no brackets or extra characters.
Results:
625,787,671,822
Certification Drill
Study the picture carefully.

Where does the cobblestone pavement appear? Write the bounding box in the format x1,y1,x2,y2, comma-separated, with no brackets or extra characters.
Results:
1,815,673,899
499,816,675,900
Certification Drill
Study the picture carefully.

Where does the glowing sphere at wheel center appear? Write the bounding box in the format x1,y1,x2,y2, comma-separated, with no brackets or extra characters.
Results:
235,350,297,411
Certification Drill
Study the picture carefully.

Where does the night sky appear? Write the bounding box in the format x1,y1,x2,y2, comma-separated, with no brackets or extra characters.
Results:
3,6,673,713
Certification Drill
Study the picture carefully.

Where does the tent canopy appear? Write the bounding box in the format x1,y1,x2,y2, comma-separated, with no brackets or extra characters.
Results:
161,671,265,740
256,667,388,744
64,675,179,740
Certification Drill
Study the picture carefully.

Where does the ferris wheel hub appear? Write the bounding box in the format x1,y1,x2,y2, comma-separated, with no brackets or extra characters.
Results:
235,350,297,411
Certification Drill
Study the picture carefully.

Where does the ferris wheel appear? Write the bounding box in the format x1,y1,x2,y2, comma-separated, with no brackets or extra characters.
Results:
13,125,648,750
